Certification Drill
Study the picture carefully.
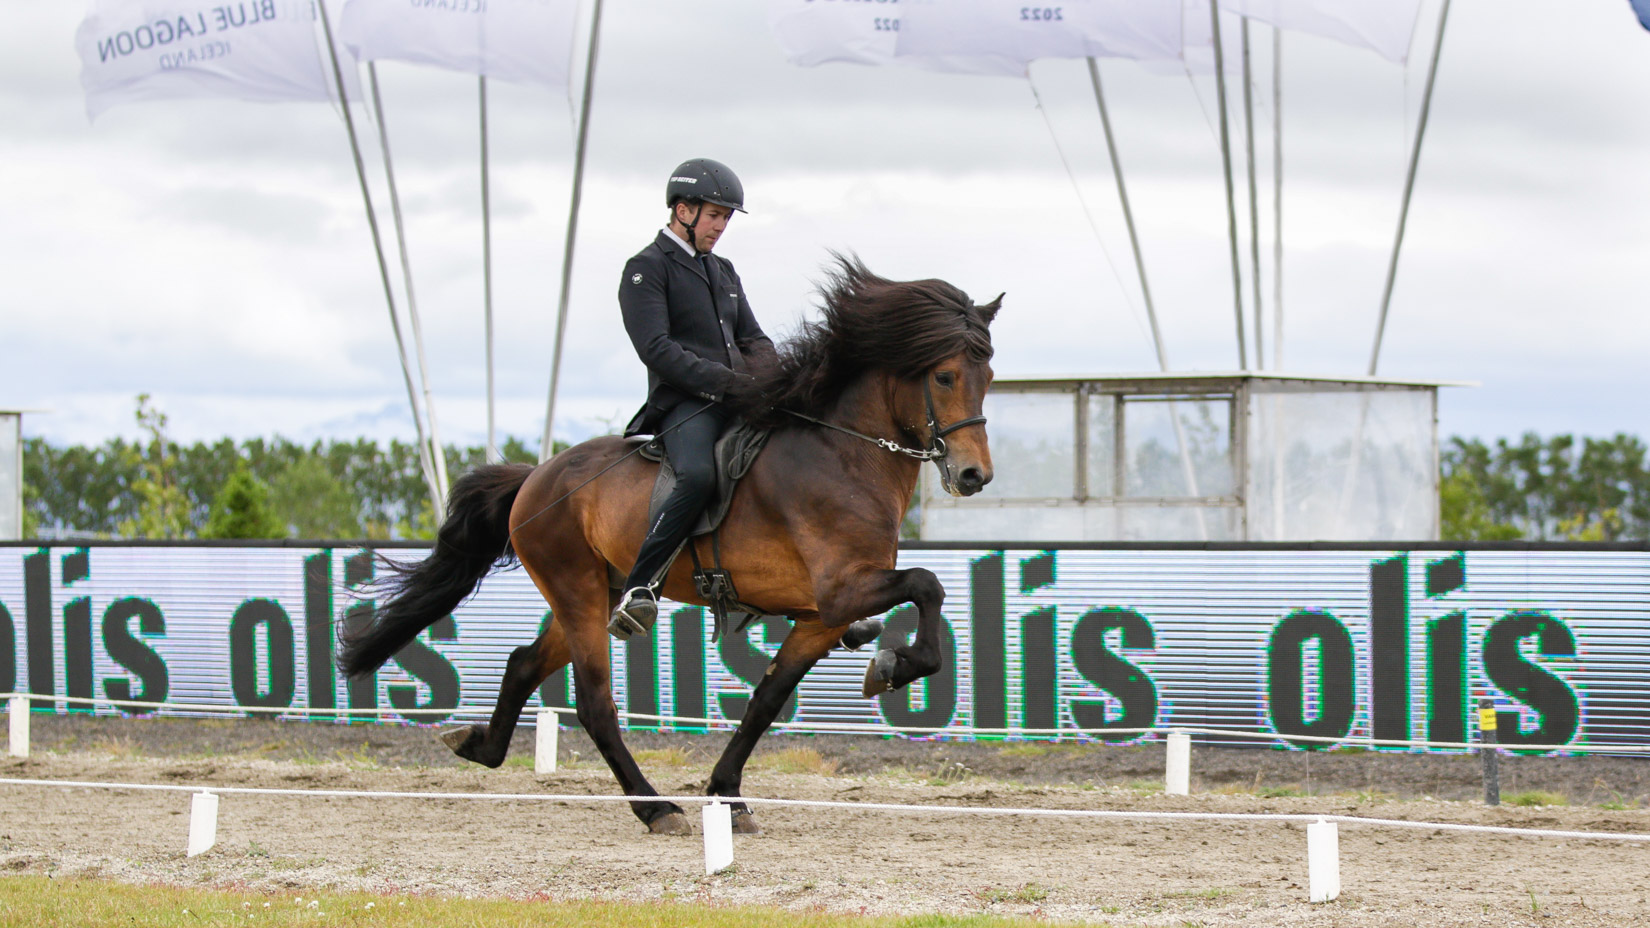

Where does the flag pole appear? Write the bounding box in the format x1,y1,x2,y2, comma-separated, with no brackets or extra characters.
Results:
1208,0,1249,370
1272,25,1284,370
1242,17,1264,369
1369,0,1453,375
481,76,497,463
1085,56,1205,540
314,0,442,515
366,61,450,503
1270,26,1286,538
1085,58,1167,371
540,0,605,462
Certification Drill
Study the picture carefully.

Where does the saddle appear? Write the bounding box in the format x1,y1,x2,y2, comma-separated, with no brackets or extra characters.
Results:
610,420,771,642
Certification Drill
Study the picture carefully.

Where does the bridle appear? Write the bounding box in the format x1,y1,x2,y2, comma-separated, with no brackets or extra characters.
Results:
784,375,987,465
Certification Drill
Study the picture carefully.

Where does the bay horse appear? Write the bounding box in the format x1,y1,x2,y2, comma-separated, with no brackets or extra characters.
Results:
339,257,998,834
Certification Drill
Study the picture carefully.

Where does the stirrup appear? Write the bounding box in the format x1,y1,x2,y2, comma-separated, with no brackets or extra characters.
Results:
608,587,658,641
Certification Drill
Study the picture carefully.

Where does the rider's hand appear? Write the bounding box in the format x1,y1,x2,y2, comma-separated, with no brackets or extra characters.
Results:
722,371,767,410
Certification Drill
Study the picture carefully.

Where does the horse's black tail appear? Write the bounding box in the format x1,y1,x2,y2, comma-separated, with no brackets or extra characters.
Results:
338,463,535,678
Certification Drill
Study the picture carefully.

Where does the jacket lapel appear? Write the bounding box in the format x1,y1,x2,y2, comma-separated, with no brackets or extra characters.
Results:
656,231,709,283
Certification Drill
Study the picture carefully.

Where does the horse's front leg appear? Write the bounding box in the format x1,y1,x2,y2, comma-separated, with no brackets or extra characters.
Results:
705,619,842,834
817,564,946,696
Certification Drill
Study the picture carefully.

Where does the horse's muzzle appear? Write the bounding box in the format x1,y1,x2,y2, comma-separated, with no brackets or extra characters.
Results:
953,465,989,497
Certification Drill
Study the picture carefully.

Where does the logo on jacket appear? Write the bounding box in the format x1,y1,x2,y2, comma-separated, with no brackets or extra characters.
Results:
632,273,643,284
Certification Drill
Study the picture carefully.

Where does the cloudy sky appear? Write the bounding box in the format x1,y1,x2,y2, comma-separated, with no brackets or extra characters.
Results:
5,0,1650,454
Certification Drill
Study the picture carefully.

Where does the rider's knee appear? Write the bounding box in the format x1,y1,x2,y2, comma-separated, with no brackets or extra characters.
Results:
674,463,716,501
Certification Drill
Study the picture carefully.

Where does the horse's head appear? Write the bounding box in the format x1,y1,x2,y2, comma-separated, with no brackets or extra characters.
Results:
914,342,996,497
891,290,999,497
748,256,1002,496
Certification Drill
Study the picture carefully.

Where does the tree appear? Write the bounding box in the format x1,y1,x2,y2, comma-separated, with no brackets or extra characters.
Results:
201,466,284,539
1438,468,1520,541
269,455,362,539
118,395,192,539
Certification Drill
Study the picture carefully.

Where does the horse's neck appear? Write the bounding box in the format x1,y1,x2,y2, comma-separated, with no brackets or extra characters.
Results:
811,370,923,506
824,370,913,447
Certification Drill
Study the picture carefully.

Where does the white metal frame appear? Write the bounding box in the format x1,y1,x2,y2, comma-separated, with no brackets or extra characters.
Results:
921,372,1467,542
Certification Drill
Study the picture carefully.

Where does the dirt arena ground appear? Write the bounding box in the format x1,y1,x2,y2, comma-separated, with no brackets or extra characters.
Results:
3,714,1648,927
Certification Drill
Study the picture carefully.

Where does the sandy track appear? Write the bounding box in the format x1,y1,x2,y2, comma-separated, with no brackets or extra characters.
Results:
3,744,1648,927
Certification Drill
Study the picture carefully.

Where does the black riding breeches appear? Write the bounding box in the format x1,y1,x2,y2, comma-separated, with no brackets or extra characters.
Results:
625,399,729,591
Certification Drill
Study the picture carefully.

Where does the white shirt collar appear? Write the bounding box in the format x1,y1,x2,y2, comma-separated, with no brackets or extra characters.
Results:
662,226,698,256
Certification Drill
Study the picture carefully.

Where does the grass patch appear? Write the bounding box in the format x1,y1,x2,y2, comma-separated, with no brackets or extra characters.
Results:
89,734,144,758
997,743,1054,758
635,746,693,767
0,877,1081,927
502,753,536,770
973,883,1051,905
1506,790,1569,808
926,760,972,787
1166,888,1232,903
1127,779,1164,794
750,746,838,776
1256,786,1305,799
1341,788,1396,803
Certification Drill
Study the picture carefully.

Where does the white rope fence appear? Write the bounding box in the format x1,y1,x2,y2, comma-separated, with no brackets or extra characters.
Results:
3,773,1648,903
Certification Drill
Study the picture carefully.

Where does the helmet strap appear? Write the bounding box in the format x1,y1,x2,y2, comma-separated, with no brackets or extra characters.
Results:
676,201,704,252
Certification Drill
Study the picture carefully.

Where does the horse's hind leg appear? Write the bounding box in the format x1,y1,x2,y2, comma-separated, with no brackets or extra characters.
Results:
706,619,843,834
441,620,570,768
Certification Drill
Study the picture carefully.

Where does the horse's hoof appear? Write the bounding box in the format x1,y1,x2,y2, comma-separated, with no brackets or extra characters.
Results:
647,812,693,835
840,618,884,652
731,808,762,835
861,649,898,697
438,726,474,754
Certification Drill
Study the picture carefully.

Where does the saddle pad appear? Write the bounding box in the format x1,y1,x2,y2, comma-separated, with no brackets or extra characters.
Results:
639,419,771,540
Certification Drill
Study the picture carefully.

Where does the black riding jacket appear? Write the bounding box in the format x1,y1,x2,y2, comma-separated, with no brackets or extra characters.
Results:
619,230,771,436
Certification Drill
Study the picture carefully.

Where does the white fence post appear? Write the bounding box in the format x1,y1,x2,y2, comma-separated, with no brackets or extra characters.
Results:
702,801,734,874
535,708,559,774
1165,729,1191,796
187,792,219,857
1307,818,1341,902
8,695,28,759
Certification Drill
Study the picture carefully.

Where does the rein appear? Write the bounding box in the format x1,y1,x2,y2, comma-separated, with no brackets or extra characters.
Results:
783,377,986,464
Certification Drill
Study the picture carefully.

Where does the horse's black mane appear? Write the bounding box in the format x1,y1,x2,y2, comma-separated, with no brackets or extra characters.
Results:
731,254,998,428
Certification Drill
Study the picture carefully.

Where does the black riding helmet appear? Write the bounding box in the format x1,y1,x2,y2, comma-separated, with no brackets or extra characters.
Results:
666,158,746,213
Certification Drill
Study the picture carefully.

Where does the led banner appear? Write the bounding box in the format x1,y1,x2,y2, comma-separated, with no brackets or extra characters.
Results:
1,544,1645,754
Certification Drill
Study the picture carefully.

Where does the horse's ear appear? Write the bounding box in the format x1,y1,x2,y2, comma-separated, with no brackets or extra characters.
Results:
978,293,1004,325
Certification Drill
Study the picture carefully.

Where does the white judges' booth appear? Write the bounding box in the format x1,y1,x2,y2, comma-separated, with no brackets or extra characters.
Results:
919,373,1466,542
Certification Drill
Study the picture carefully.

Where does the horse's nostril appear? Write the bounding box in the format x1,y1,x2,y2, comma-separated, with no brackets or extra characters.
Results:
959,467,983,488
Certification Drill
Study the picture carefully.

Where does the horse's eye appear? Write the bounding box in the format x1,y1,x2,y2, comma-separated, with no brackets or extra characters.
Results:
935,371,956,388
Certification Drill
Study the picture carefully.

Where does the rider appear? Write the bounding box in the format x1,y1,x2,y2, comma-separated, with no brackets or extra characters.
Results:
609,158,774,641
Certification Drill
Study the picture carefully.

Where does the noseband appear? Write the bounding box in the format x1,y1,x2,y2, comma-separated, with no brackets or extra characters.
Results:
917,376,987,463
784,376,987,464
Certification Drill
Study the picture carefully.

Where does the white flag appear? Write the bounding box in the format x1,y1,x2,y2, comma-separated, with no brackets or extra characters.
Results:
338,0,579,88
768,0,1021,76
895,0,1184,72
76,1,347,119
1220,0,1422,63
